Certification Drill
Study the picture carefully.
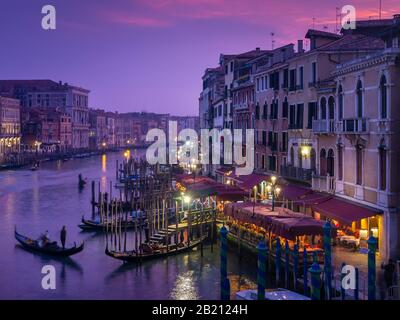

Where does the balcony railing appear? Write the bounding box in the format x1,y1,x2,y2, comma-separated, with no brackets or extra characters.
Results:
280,165,314,182
312,174,335,194
312,119,335,134
338,118,369,134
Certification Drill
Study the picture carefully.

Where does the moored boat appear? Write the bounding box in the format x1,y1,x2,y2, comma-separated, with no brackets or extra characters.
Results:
236,288,310,300
78,216,139,231
15,229,84,257
105,235,207,262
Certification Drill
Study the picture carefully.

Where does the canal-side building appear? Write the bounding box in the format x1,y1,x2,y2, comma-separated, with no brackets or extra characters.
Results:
105,112,116,148
59,112,72,152
0,96,21,163
20,107,69,153
282,30,384,184
253,44,296,174
309,16,400,261
89,109,108,150
0,80,90,150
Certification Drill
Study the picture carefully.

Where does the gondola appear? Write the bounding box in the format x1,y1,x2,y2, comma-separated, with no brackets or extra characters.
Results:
78,216,139,231
105,235,207,263
15,229,84,257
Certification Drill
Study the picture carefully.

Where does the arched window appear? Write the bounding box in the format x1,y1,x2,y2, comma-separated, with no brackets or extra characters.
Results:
320,149,327,176
310,148,316,172
379,146,387,191
320,97,327,120
338,85,344,120
338,145,343,181
255,103,260,119
290,147,294,165
380,75,387,119
327,149,335,176
328,96,335,120
356,146,363,185
356,80,363,118
297,148,303,169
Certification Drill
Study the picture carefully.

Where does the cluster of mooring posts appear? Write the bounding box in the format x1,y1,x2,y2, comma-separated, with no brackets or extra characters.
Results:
219,222,379,300
86,156,216,260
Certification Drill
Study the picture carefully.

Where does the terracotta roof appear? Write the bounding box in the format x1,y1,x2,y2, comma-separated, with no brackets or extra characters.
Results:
316,34,384,51
305,29,341,39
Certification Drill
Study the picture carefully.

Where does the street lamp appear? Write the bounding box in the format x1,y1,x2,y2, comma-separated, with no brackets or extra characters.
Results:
266,175,281,211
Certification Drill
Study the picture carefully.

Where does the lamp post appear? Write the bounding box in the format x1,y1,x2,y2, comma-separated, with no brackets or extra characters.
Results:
266,176,281,212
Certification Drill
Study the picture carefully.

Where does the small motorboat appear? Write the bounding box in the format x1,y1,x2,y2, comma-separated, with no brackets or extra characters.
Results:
236,288,310,300
105,235,207,263
15,229,84,257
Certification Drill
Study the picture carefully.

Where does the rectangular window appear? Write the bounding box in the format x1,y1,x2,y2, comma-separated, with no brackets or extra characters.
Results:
256,78,260,92
283,69,289,88
307,102,317,129
299,66,304,90
289,105,296,128
281,132,288,152
311,62,317,84
268,155,277,171
263,103,268,120
282,100,288,118
296,104,304,129
289,69,296,91
262,131,267,146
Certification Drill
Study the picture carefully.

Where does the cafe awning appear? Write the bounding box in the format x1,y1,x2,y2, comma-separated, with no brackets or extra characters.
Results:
224,202,328,240
282,185,312,201
312,197,382,225
215,185,247,202
234,173,269,191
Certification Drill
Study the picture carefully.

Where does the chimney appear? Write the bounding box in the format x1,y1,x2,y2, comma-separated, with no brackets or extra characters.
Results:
298,40,304,53
256,47,260,52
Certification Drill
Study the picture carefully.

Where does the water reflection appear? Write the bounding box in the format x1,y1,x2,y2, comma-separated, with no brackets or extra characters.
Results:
171,271,199,300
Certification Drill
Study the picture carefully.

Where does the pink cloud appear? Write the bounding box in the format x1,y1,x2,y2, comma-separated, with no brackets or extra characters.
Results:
101,11,171,27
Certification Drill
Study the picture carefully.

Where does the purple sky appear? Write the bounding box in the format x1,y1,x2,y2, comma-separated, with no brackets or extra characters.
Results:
0,0,399,116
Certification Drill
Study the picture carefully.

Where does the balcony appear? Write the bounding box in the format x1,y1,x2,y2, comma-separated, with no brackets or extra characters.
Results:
338,118,369,134
280,165,314,182
312,174,335,194
312,119,335,134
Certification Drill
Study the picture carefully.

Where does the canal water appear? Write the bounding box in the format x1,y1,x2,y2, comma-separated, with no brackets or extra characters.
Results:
0,151,259,300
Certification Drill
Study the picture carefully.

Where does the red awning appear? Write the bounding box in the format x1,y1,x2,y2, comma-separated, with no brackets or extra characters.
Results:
297,192,332,206
282,185,312,201
223,202,327,240
234,173,269,191
312,197,382,225
215,185,247,202
270,217,327,240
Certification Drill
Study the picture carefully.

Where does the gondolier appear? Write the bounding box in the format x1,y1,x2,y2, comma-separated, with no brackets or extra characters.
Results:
60,226,67,249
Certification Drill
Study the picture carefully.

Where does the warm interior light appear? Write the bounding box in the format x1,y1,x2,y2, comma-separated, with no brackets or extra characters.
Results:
301,145,311,157
184,196,191,204
371,228,378,238
359,229,368,239
271,176,277,184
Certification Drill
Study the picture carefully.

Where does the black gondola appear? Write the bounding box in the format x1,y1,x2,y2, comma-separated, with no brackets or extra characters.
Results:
15,229,84,257
105,235,206,263
78,216,140,231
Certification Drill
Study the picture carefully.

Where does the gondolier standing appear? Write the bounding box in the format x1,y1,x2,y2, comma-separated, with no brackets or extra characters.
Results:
60,226,67,249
